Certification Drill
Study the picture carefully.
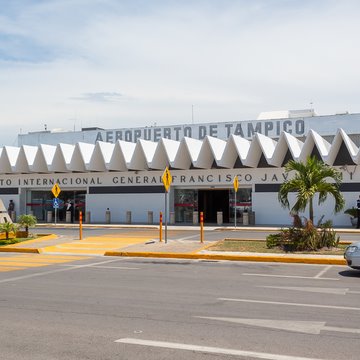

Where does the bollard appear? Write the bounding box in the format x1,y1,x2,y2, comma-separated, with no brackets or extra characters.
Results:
105,208,111,224
193,211,199,225
148,211,153,224
85,211,91,224
169,211,175,225
243,211,249,226
79,211,83,240
216,211,223,225
159,212,163,242
126,211,132,224
47,210,53,223
200,211,204,243
66,211,72,223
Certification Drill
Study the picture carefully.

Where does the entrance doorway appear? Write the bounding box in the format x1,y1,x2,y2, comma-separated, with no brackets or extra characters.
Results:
27,190,86,222
198,189,229,223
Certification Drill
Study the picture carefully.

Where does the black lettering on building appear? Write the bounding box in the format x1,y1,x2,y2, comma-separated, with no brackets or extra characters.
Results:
248,122,262,137
95,132,104,142
134,130,142,142
163,128,171,139
209,125,218,137
234,124,244,137
106,131,113,143
295,120,304,135
199,126,206,139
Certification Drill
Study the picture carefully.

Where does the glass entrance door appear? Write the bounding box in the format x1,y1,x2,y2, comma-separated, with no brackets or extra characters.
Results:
27,190,86,222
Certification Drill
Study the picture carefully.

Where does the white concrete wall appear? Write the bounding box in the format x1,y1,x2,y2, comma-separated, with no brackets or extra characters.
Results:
253,191,357,227
86,193,165,223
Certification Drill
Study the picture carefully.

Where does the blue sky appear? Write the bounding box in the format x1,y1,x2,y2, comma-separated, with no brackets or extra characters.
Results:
1,0,360,145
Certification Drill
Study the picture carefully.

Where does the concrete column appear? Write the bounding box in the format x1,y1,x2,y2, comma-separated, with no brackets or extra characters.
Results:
47,210,53,223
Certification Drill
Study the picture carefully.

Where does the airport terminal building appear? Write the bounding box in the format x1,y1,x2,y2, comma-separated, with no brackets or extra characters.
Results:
2,109,360,226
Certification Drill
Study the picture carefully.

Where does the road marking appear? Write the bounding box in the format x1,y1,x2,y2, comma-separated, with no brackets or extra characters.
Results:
314,265,332,278
60,264,139,270
0,258,124,283
243,273,338,281
194,317,360,335
115,338,324,360
218,298,360,311
259,286,349,295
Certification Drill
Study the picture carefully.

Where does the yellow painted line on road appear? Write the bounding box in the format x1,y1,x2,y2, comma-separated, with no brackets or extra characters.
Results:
41,234,156,255
0,254,90,272
0,266,26,272
5,234,58,247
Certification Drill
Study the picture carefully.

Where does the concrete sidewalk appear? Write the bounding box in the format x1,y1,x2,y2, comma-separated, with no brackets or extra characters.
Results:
0,224,350,266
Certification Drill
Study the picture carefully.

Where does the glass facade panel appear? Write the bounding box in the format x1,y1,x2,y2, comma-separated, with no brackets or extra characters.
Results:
229,188,252,224
174,189,198,223
26,190,86,222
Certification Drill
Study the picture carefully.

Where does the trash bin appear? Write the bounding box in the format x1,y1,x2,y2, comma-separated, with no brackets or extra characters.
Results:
126,211,132,224
217,211,223,225
47,210,53,223
147,211,153,224
243,212,249,226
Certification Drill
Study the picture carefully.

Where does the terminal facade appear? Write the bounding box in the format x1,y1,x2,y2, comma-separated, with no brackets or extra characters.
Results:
2,110,360,226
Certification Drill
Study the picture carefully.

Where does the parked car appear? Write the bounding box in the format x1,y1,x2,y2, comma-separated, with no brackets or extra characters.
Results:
344,242,360,269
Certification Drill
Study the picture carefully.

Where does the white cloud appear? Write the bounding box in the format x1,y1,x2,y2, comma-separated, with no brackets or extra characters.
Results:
1,0,360,145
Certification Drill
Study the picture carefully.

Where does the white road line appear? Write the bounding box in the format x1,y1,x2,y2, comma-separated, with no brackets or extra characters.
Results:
314,265,332,278
115,338,324,360
219,298,360,311
60,264,139,270
243,273,338,281
0,258,124,284
259,286,349,295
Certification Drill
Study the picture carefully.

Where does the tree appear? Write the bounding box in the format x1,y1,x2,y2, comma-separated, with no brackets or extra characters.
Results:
278,156,345,222
17,214,37,238
0,221,17,240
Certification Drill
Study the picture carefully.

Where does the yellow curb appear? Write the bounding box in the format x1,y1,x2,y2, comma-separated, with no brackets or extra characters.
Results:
104,251,347,265
0,248,40,254
190,241,217,254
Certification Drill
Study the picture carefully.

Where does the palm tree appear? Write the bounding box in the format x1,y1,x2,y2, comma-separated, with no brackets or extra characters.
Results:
278,156,345,222
0,221,17,240
17,214,37,238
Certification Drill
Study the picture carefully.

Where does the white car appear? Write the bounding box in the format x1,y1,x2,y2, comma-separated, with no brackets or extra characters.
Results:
344,242,360,269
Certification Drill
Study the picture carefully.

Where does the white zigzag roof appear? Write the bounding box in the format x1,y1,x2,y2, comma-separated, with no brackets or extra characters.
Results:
0,128,357,174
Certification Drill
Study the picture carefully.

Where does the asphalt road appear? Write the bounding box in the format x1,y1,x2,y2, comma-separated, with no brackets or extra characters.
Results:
0,255,359,359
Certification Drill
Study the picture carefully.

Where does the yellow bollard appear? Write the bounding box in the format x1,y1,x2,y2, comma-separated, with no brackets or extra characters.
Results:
79,210,83,240
200,211,204,243
159,211,163,242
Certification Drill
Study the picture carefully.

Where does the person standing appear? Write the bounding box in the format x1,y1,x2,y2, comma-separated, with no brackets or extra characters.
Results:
357,195,360,229
7,200,14,215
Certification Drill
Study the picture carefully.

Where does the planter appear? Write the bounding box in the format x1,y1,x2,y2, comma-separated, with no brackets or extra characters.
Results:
16,231,28,238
